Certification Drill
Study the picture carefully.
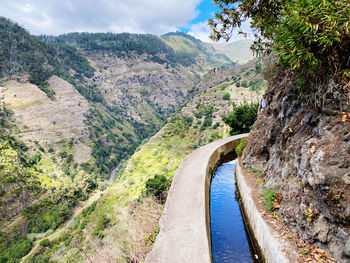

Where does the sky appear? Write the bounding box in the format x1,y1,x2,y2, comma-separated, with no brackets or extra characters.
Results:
0,0,253,42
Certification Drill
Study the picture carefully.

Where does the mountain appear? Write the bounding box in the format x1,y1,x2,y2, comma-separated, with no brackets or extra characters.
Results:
23,62,264,263
209,39,255,64
0,16,237,263
161,31,233,69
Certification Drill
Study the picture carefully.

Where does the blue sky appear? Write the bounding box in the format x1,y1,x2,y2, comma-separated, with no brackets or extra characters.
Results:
183,0,218,32
0,0,251,42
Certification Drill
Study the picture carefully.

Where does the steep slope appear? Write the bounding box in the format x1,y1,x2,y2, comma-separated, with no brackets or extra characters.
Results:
210,39,254,64
25,63,263,262
242,72,350,262
161,32,233,69
0,16,237,263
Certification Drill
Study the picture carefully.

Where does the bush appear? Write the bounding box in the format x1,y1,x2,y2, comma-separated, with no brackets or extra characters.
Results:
222,102,258,135
39,238,50,247
255,63,262,74
144,175,169,202
0,238,33,262
241,80,248,88
236,81,240,87
235,138,247,156
210,1,350,90
59,151,67,158
261,188,278,212
249,78,266,91
222,92,230,100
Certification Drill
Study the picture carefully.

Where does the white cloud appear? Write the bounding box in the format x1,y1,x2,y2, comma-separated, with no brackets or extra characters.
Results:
0,0,202,35
188,19,255,43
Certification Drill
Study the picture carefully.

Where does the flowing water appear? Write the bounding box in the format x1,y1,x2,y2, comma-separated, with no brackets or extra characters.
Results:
210,159,259,263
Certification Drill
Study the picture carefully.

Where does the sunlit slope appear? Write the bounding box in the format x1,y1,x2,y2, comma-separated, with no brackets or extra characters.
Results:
209,39,254,64
161,32,234,69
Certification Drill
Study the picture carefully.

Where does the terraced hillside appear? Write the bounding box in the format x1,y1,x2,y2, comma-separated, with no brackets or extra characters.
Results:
0,16,238,263
25,61,264,263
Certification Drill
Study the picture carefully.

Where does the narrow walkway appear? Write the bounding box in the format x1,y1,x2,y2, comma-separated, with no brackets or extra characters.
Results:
145,134,247,263
21,191,102,263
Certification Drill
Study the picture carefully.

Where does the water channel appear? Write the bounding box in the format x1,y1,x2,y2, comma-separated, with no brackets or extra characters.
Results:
210,159,260,263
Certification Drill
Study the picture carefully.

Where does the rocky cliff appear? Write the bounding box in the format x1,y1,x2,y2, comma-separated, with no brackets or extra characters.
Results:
243,72,350,262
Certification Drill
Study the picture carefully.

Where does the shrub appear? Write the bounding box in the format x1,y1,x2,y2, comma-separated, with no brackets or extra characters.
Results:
241,80,248,88
255,63,262,74
261,188,277,212
235,138,247,156
202,115,213,127
236,81,240,87
222,102,258,135
210,1,350,95
59,151,67,158
213,122,220,129
144,175,169,201
222,92,230,100
66,154,73,163
39,238,50,247
0,238,33,262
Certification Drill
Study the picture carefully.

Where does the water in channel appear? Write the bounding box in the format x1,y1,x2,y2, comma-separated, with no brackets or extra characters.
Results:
210,159,259,263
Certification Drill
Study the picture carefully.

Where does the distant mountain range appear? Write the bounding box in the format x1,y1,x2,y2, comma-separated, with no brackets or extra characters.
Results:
210,39,255,64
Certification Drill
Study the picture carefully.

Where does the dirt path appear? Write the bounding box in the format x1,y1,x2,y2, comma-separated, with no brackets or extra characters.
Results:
20,191,102,263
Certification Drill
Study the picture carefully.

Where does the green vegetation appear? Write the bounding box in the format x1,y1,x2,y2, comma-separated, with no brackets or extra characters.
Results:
222,92,230,100
39,239,50,247
241,80,248,88
144,175,170,202
210,0,350,104
235,138,247,156
161,32,233,68
0,103,97,260
210,39,254,64
0,238,32,263
251,168,262,175
261,188,278,212
222,102,258,135
0,15,259,263
0,17,57,98
249,78,266,91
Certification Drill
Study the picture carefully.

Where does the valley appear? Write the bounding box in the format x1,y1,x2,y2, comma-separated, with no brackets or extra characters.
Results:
1,1,349,263
0,16,260,263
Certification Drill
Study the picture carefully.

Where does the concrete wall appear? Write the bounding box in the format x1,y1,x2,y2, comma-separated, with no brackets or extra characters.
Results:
145,134,247,263
236,161,290,263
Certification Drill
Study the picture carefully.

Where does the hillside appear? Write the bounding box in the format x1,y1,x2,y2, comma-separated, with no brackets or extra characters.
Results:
0,16,239,263
23,62,264,263
161,32,233,69
210,39,254,64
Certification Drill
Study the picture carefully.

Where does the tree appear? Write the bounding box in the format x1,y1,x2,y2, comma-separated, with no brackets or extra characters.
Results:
209,0,350,87
145,175,169,202
222,102,258,135
223,92,230,100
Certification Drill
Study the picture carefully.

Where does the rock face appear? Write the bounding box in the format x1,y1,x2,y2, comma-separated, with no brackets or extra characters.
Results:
242,74,350,262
